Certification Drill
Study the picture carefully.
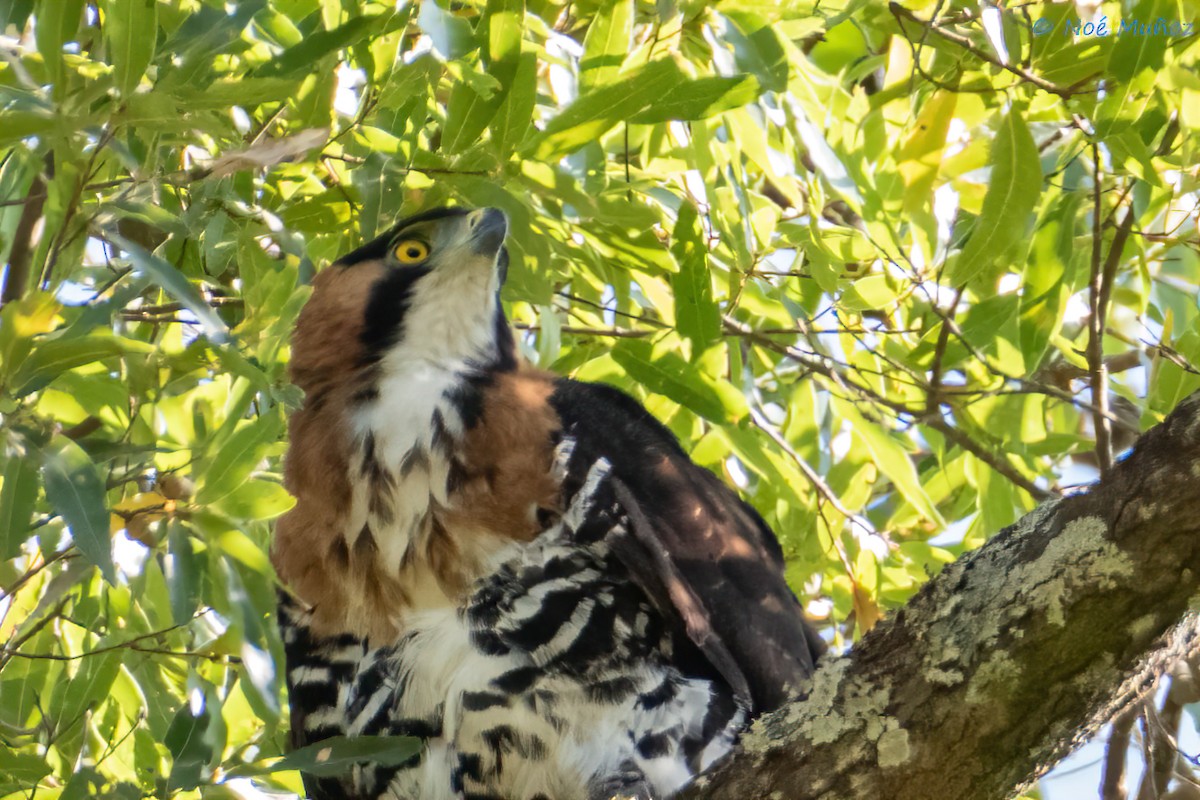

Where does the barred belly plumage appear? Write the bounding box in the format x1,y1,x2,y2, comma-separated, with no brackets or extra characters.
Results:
279,463,746,800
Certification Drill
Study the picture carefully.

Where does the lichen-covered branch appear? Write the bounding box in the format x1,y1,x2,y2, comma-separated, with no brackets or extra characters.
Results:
684,391,1200,800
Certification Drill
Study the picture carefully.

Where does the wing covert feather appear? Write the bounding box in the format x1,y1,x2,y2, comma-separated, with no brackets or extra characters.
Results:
549,379,825,713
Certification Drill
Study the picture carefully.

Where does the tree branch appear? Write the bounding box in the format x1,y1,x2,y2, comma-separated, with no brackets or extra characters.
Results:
0,173,47,306
685,390,1200,800
1089,142,1115,474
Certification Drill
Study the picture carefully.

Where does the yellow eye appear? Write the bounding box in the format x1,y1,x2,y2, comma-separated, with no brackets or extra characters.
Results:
393,239,429,264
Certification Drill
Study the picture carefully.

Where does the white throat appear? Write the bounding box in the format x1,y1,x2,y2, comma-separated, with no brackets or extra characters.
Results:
344,265,501,586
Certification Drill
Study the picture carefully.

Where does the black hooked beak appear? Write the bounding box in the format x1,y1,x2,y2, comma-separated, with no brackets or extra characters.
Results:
469,207,508,256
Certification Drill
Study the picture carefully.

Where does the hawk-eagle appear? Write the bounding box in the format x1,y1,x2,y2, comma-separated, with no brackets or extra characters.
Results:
272,206,824,800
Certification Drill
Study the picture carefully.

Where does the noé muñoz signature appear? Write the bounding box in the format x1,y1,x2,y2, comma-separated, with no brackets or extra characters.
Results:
1032,16,1193,36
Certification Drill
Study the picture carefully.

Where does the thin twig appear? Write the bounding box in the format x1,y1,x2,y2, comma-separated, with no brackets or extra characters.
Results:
514,323,651,339
124,645,241,663
1137,683,1184,798
724,315,1054,500
926,288,962,416
0,549,78,602
1037,349,1150,387
888,3,1097,99
41,128,115,289
923,415,1051,500
94,711,145,768
1086,119,1181,475
1103,710,1136,800
748,407,876,539
557,291,671,328
922,294,1139,434
1,614,210,663
0,596,72,673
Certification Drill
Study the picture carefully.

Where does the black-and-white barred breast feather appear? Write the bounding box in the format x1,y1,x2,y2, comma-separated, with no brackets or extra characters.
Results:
281,456,745,800
273,207,823,800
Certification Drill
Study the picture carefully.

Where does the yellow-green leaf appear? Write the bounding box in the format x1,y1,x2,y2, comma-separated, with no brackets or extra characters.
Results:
196,412,284,504
104,0,157,96
42,437,115,584
579,0,632,92
611,339,747,423
0,455,39,561
949,110,1041,286
670,203,721,356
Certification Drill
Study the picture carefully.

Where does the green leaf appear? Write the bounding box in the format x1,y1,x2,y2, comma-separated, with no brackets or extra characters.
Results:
51,650,122,729
1108,0,1169,82
164,700,214,792
0,751,52,785
233,735,422,778
488,50,537,156
579,0,632,92
629,74,759,124
441,0,523,153
104,0,157,96
34,0,85,90
611,339,746,423
0,111,66,147
898,89,957,213
1094,1,1168,139
0,454,39,561
0,301,62,380
485,0,524,79
58,767,105,800
211,528,273,576
0,0,34,31
107,232,228,341
443,72,502,154
155,0,266,87
196,412,284,504
12,333,154,397
288,68,337,129
972,452,1021,531
531,59,759,159
211,479,296,520
255,10,408,78
841,274,899,311
719,424,808,508
1037,37,1111,88
417,0,476,61
1103,129,1161,186
959,294,1021,356
529,59,683,160
107,199,188,238
166,523,201,625
168,78,304,109
238,641,280,724
41,436,115,584
255,7,303,48
949,110,1041,286
670,203,721,356
835,399,943,526
722,11,788,93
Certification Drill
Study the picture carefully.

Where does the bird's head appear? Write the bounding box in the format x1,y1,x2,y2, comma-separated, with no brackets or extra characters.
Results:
278,207,540,637
290,206,516,393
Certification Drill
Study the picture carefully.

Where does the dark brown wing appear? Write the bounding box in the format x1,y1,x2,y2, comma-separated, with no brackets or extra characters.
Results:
549,379,825,714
